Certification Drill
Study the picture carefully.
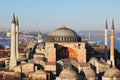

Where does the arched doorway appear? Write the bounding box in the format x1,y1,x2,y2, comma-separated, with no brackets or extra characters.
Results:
56,47,78,61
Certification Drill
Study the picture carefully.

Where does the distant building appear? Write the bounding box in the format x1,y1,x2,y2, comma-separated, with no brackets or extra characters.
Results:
6,32,11,37
0,15,120,80
37,31,43,43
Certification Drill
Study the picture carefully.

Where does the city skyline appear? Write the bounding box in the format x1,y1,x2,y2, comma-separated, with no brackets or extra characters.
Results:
0,0,120,31
0,1,120,79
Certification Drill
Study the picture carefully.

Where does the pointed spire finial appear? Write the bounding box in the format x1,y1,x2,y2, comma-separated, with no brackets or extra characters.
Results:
61,21,66,28
105,19,108,29
63,24,65,28
38,30,42,35
12,14,16,23
16,17,19,26
112,19,114,30
62,24,66,28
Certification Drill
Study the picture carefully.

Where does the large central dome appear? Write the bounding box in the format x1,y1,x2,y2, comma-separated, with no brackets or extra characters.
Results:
46,26,81,42
49,27,78,37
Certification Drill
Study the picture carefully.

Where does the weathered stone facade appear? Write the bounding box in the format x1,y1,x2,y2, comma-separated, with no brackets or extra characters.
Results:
45,42,86,63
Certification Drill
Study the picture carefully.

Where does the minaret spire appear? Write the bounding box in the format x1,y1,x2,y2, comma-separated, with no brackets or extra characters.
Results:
16,17,19,26
15,17,19,59
12,14,16,24
105,20,108,61
9,14,17,70
110,19,115,67
105,20,108,29
112,19,114,30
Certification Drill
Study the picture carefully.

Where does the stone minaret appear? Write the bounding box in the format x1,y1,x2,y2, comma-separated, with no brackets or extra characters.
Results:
38,31,42,43
9,14,17,70
110,19,115,67
15,17,19,59
105,20,108,61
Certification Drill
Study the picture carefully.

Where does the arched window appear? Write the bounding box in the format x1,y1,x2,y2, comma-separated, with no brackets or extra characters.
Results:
60,37,62,41
93,61,96,65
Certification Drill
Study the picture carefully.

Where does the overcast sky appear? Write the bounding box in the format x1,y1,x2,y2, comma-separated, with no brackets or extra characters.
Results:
0,0,120,32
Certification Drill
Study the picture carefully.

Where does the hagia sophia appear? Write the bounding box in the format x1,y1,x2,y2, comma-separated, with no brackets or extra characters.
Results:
0,15,120,80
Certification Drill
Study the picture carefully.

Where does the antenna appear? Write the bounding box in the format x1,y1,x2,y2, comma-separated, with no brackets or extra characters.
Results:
89,29,91,41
